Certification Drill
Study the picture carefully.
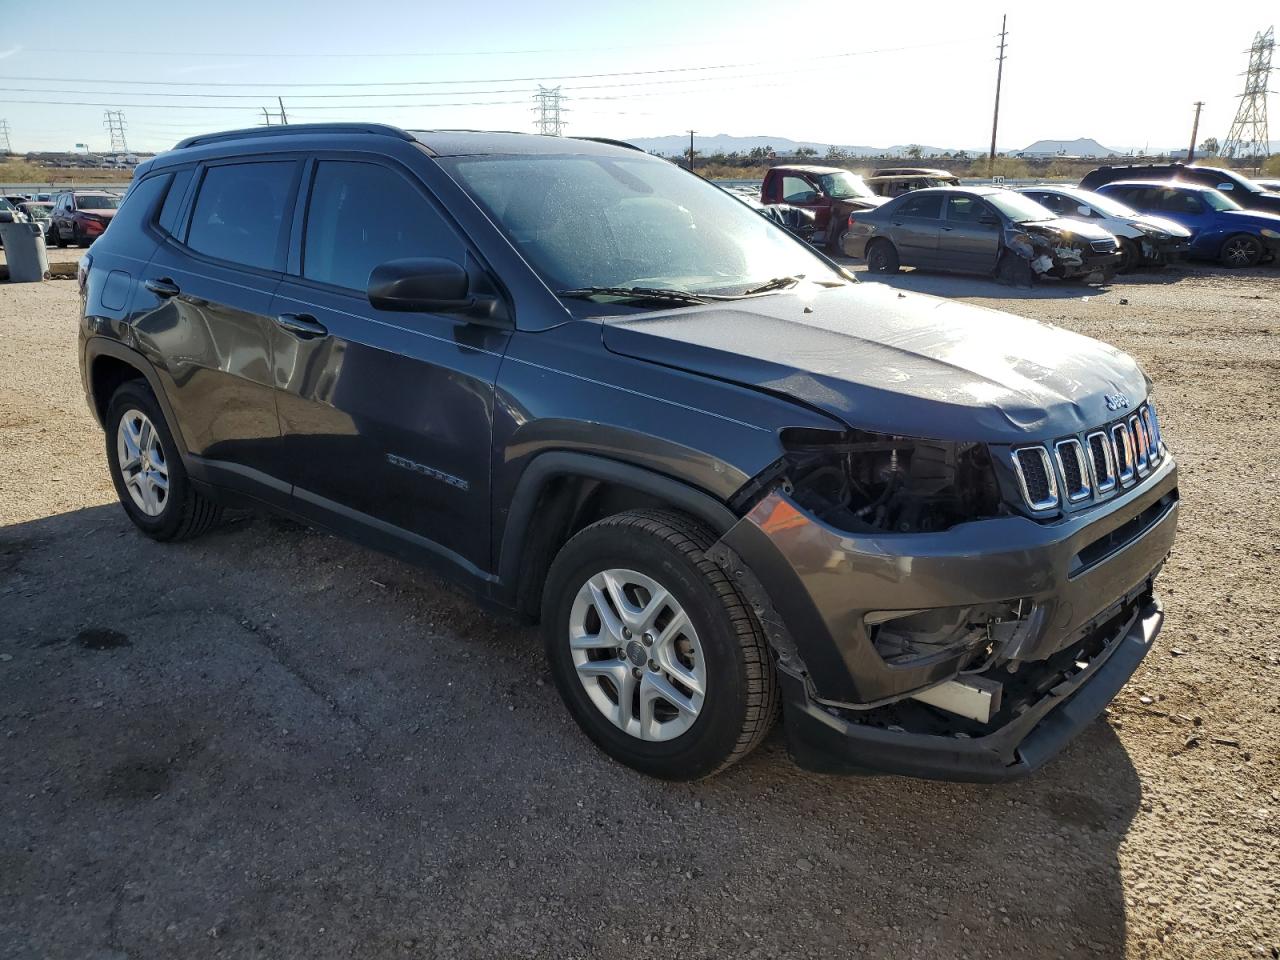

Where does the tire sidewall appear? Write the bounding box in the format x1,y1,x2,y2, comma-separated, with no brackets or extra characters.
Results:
1221,234,1261,268
542,522,755,779
105,382,191,540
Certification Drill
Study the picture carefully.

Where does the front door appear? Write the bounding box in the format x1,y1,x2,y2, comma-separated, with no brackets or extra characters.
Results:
135,158,300,503
941,194,1002,273
888,192,944,267
270,158,510,576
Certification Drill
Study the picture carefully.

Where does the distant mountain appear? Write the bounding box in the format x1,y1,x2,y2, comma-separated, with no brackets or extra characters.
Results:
625,133,966,158
1019,138,1119,157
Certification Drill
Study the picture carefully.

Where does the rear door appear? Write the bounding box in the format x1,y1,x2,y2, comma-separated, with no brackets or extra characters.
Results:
886,192,943,267
270,157,510,575
134,157,300,504
941,193,1001,273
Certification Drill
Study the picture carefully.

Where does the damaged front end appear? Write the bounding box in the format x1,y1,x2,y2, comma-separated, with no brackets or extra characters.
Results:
1003,223,1121,284
713,425,1178,781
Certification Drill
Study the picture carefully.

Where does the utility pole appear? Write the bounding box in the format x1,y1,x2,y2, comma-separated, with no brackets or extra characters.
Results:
1187,101,1204,161
0,119,11,155
277,97,288,125
687,129,696,171
261,107,272,126
988,14,1007,176
1221,26,1274,166
103,110,129,153
532,86,567,136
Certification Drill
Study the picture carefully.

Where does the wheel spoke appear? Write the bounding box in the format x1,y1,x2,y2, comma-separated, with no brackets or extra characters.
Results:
634,586,670,634
613,667,638,735
149,469,169,492
586,576,625,641
642,672,698,718
569,628,616,652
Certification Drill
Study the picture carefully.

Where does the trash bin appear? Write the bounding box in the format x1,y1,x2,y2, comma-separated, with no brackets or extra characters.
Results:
0,221,50,283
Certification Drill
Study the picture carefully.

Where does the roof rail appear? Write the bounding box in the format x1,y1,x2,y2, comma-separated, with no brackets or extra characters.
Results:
571,136,645,152
174,123,414,150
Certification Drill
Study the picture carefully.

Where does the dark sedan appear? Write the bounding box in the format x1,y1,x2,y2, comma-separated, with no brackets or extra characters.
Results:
842,187,1122,283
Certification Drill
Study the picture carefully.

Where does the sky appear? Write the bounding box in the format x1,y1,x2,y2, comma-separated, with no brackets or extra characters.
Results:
0,0,1272,155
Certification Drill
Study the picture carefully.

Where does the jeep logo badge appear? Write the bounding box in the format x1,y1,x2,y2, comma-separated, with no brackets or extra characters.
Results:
1104,393,1130,411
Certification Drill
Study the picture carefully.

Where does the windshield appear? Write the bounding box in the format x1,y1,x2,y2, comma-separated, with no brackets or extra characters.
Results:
817,171,876,200
20,204,50,219
439,153,841,298
985,191,1057,223
1068,189,1139,218
77,194,121,210
1202,189,1242,211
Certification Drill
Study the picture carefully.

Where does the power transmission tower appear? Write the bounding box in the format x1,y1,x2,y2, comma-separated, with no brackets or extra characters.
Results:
533,86,567,136
103,110,129,153
0,119,11,154
1221,26,1274,161
988,14,1008,176
1187,101,1204,161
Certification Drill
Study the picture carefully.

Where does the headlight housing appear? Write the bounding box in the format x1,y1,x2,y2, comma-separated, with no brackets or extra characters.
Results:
1135,222,1170,239
777,429,1004,533
1260,228,1280,239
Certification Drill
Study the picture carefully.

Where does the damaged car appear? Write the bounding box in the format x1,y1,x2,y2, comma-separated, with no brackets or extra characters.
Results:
843,186,1123,284
760,164,886,251
80,125,1176,783
1018,185,1191,271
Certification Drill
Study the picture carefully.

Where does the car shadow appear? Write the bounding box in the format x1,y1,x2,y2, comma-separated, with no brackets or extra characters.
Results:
1,504,1140,959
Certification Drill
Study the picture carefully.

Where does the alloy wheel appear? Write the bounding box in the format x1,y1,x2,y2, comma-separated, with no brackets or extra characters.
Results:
116,409,169,517
568,568,706,741
1224,237,1260,266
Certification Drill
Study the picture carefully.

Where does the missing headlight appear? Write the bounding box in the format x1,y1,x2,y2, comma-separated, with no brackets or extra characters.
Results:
867,599,1030,669
778,428,1003,533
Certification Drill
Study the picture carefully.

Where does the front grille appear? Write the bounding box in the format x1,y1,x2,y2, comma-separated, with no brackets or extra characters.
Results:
1086,431,1116,492
1142,406,1162,463
1112,422,1135,485
1054,439,1091,502
1091,238,1118,253
1012,447,1058,510
1129,415,1150,475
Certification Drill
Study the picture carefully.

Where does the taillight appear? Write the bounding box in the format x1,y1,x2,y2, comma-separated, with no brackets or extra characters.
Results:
847,214,857,227
77,253,92,296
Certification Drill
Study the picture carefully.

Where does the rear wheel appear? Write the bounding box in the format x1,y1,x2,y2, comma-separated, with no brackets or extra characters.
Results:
105,380,222,541
47,222,62,247
1220,233,1262,267
542,510,778,780
865,238,900,274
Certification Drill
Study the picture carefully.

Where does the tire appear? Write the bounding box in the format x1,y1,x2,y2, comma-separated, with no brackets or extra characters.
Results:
1118,237,1140,273
104,380,222,542
824,213,847,253
996,250,1034,287
542,509,779,780
47,221,62,247
865,238,900,274
1220,233,1262,268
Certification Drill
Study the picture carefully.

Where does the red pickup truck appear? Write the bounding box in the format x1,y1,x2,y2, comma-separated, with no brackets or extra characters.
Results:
760,165,887,251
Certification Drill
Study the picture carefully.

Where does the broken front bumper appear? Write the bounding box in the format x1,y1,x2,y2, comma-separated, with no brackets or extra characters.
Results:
780,597,1162,781
1141,236,1191,264
713,454,1178,780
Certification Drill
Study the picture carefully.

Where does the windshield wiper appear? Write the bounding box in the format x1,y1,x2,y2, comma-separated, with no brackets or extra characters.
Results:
741,276,802,296
557,286,714,306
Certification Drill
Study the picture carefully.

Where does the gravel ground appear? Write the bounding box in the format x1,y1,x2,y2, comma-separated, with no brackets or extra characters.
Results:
1,266,1277,960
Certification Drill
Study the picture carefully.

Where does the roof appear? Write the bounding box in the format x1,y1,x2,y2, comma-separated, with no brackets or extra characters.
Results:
871,167,957,177
1100,179,1214,191
767,164,847,175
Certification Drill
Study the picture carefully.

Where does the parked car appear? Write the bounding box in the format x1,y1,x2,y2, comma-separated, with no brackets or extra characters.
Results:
760,165,885,250
866,168,961,198
1255,178,1280,192
16,200,54,238
35,193,52,202
730,190,818,242
844,186,1121,283
0,197,26,223
78,124,1177,783
4,194,31,206
1095,181,1280,267
47,190,122,247
1017,185,1191,271
1079,162,1280,216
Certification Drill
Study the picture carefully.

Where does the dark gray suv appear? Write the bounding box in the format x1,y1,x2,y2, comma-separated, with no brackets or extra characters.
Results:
77,124,1179,782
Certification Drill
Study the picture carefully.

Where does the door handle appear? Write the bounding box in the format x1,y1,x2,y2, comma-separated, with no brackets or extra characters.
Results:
144,277,181,298
275,313,329,339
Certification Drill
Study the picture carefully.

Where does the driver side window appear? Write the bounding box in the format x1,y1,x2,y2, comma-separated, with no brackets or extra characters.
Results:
780,176,818,204
946,194,992,224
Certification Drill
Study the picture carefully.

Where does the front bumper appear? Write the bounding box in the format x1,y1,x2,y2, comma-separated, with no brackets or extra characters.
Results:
781,597,1162,781
1140,236,1191,264
1059,249,1122,278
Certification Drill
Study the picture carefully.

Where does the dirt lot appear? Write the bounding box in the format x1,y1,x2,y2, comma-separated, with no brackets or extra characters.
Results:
1,265,1277,960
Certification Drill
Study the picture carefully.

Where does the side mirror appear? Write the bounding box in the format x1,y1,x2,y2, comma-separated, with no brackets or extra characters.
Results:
367,257,503,324
1217,183,1233,191
1077,204,1093,217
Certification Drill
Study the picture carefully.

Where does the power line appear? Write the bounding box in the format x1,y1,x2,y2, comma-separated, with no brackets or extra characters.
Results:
1221,26,1274,161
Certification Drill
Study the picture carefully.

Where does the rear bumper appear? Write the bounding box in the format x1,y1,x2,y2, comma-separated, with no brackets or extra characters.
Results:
780,597,1162,782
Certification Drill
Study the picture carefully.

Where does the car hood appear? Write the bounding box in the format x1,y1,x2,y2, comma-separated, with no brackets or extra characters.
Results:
1130,214,1192,237
1024,218,1115,242
601,283,1146,443
1221,208,1280,228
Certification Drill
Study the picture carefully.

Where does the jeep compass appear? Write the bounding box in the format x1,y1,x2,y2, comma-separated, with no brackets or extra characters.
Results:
78,124,1178,781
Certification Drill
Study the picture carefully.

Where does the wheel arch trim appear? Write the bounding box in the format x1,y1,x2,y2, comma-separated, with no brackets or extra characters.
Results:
83,336,191,461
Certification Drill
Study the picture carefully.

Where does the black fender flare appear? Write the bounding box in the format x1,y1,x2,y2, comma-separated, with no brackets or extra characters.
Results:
82,336,191,462
495,451,739,605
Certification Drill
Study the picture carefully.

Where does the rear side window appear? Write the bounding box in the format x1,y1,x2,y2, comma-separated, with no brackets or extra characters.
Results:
187,161,295,270
302,160,464,292
105,175,169,234
898,194,943,219
157,168,194,235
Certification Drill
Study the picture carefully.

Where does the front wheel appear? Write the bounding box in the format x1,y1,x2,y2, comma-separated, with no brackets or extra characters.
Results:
542,510,778,780
1118,237,1140,273
1220,233,1262,268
